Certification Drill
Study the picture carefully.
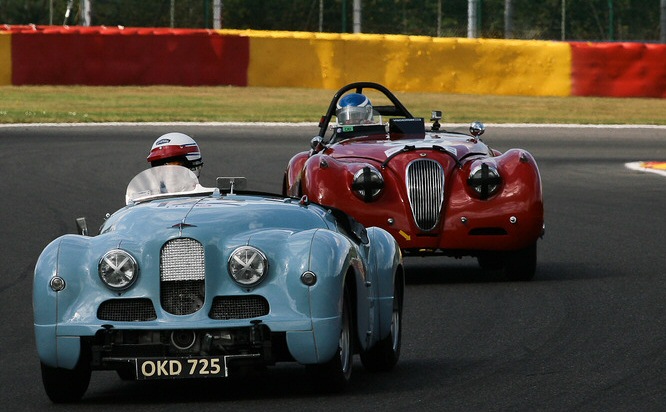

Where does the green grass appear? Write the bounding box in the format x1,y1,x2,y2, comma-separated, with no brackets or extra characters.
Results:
1,85,665,124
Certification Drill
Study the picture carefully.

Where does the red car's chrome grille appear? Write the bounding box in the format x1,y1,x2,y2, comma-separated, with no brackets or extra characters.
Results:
209,296,270,320
97,298,157,321
160,238,205,315
406,159,445,231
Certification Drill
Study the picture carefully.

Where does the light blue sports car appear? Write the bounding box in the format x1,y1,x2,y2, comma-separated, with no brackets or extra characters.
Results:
33,166,404,403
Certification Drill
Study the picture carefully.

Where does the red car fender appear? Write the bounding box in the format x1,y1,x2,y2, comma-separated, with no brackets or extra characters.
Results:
301,154,356,205
284,150,310,196
488,149,543,215
443,149,543,249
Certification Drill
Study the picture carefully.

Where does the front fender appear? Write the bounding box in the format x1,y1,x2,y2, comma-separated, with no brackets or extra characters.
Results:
444,149,544,249
33,234,94,368
366,227,403,342
284,150,311,196
300,229,355,363
301,154,356,207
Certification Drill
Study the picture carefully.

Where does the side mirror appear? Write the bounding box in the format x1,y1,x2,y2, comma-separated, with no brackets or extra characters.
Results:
470,121,485,137
76,217,89,236
310,136,324,152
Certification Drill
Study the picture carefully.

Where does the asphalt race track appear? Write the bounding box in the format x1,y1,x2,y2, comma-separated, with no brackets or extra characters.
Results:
1,123,665,411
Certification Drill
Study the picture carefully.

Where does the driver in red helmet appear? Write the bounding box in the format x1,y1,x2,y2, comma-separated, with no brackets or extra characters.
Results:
146,132,204,177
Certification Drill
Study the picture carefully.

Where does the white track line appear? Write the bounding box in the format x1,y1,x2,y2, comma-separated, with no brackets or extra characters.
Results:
1,122,666,129
625,162,666,178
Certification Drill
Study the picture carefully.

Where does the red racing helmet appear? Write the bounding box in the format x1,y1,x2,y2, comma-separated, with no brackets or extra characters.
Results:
147,132,203,177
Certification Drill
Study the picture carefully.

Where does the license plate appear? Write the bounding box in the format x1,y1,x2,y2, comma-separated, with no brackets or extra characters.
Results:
135,357,227,380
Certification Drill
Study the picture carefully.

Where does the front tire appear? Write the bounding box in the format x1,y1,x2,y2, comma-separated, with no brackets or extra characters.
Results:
477,253,504,271
306,289,354,392
360,274,403,372
504,242,537,281
40,361,91,403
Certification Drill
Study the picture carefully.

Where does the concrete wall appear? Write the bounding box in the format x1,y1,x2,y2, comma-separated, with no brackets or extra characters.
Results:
1,25,664,98
239,30,571,96
0,31,11,85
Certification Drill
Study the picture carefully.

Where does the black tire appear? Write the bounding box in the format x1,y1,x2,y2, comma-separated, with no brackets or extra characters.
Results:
306,290,354,392
477,253,504,271
360,274,403,372
504,242,537,281
40,361,91,403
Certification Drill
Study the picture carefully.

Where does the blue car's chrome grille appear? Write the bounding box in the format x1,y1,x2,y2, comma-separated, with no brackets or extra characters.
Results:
160,238,205,315
209,296,270,320
97,298,157,321
406,159,445,231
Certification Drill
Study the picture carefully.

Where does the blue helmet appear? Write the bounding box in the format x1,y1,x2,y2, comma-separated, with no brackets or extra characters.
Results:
336,93,374,125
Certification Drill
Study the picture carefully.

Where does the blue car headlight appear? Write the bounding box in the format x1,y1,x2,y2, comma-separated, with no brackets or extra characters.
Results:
98,249,139,290
228,246,268,287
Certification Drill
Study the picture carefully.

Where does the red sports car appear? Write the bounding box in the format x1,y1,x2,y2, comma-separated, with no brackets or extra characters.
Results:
284,82,544,281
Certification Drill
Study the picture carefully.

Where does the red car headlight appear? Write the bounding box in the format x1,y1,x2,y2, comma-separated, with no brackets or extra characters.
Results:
468,163,502,200
351,166,384,202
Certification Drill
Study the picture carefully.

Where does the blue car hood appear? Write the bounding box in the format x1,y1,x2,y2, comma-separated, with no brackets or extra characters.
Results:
101,195,329,238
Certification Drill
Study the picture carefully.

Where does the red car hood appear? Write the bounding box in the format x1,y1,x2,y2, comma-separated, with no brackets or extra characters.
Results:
324,132,492,162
